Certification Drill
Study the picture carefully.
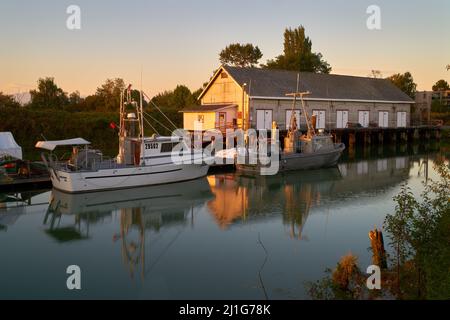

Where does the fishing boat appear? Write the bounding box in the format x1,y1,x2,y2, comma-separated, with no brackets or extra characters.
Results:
236,78,345,174
36,86,210,193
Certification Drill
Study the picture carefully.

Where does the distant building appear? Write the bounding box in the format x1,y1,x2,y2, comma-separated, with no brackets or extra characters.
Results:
183,66,414,132
415,90,450,122
415,91,434,123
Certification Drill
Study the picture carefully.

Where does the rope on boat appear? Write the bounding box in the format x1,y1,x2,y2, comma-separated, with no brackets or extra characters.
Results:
142,91,179,130
143,116,161,136
142,110,173,134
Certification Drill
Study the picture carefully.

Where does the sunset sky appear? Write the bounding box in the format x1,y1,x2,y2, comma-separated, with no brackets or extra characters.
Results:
1,0,449,98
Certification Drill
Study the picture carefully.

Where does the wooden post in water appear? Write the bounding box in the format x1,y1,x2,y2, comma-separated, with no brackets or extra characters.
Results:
364,131,371,146
413,128,420,141
378,130,384,145
348,132,356,160
369,228,387,269
435,129,441,140
400,131,407,143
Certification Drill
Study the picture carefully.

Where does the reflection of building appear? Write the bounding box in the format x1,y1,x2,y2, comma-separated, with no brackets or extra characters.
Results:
336,156,411,193
207,175,249,229
206,155,414,237
207,169,342,238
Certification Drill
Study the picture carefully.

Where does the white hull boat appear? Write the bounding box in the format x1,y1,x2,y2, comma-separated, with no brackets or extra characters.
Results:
46,160,209,194
36,86,210,193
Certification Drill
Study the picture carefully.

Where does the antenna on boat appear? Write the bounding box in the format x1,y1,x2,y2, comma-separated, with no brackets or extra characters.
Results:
139,68,145,166
287,74,301,132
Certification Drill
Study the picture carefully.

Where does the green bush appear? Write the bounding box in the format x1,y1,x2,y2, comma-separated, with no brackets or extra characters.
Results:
0,107,119,160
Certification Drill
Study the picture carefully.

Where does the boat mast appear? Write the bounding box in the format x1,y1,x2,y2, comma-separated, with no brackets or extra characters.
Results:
288,74,300,132
139,89,145,166
139,70,145,166
286,80,313,137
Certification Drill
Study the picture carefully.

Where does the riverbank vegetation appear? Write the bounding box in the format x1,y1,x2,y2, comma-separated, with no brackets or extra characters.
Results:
307,162,450,300
0,77,201,159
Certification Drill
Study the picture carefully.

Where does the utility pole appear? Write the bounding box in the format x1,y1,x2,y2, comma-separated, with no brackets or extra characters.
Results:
242,83,247,130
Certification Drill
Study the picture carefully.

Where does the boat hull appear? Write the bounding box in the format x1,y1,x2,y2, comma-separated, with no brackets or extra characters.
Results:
236,143,346,174
49,163,210,194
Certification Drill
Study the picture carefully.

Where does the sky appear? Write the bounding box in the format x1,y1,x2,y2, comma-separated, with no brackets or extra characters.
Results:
0,0,449,99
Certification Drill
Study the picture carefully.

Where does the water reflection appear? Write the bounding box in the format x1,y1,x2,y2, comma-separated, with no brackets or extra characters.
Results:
0,190,48,231
20,154,427,278
45,179,213,278
206,154,415,237
0,148,442,296
207,168,342,239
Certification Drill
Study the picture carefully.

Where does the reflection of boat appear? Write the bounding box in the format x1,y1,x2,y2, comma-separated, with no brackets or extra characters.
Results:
48,177,213,217
36,86,210,193
45,178,213,279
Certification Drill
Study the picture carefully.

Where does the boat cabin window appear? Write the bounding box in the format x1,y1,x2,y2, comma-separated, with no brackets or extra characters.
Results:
161,142,178,153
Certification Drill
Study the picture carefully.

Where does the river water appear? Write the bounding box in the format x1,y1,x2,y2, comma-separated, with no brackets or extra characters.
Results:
0,143,447,299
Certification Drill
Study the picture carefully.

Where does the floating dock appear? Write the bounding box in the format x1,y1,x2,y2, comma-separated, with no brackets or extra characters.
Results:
0,175,51,192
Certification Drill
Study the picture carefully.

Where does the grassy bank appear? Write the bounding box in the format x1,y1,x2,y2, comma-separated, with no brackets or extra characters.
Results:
0,107,120,160
431,112,450,125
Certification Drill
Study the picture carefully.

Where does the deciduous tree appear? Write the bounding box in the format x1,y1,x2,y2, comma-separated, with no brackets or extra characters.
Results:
29,77,69,109
0,92,20,108
386,72,417,99
432,79,450,92
219,43,263,68
95,78,126,111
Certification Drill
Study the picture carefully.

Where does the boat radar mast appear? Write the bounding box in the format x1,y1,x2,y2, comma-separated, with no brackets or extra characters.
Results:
117,85,145,166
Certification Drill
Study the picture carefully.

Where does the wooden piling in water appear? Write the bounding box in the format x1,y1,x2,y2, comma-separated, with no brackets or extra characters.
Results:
369,228,387,269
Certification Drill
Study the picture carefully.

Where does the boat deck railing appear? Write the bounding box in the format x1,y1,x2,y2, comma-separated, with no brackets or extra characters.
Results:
49,157,128,173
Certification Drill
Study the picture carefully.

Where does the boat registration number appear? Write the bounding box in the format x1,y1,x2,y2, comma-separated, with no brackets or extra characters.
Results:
145,143,159,150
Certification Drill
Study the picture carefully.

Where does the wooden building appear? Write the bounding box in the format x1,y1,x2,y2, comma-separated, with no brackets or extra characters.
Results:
182,65,414,132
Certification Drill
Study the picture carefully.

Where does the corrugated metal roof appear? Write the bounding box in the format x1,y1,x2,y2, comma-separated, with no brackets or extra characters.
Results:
223,66,413,103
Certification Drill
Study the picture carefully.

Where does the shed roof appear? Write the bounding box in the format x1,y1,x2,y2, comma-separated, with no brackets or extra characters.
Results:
201,66,413,103
181,104,237,113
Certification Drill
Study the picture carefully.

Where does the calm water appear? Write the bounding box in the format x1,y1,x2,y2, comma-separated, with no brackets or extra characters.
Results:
0,144,447,299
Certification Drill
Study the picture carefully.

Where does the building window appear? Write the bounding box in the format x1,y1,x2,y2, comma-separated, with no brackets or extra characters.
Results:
221,73,228,79
312,110,326,129
197,115,205,123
